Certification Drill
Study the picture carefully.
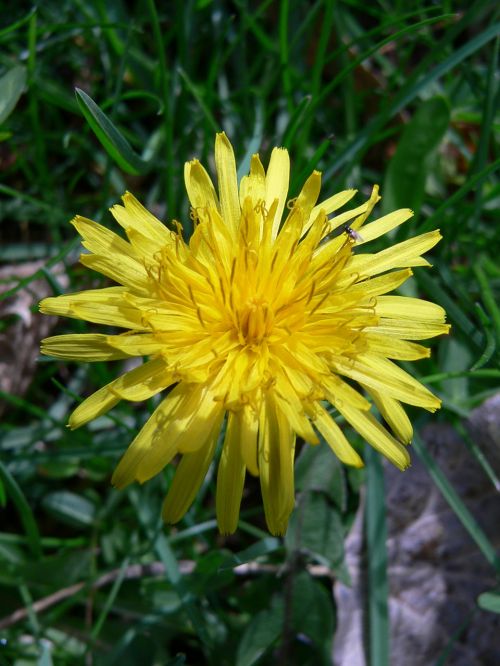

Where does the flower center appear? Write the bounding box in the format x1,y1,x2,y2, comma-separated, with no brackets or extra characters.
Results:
238,298,274,345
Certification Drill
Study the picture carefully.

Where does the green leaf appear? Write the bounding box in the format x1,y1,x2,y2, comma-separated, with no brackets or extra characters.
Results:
236,597,284,666
0,65,27,124
188,551,234,593
42,491,96,528
0,541,26,578
295,442,345,509
382,97,450,216
75,88,148,175
291,572,334,659
477,590,500,614
325,19,500,179
439,337,473,401
285,492,344,568
37,641,54,666
220,537,282,570
19,550,93,588
38,459,80,480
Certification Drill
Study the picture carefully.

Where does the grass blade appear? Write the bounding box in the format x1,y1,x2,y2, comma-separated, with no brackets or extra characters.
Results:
412,433,500,576
365,446,390,666
75,88,148,175
0,461,42,558
417,158,500,234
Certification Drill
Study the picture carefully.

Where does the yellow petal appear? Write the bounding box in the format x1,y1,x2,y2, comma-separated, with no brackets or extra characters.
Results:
333,353,441,412
121,225,171,260
325,185,381,242
71,216,147,287
273,378,319,444
111,191,173,248
309,188,357,227
215,132,240,234
135,385,221,481
40,287,146,330
216,412,246,534
368,387,413,444
69,384,120,430
107,333,166,356
356,208,413,244
265,147,290,238
239,153,266,208
274,403,296,525
322,375,371,412
364,319,450,340
375,295,446,322
348,230,442,278
353,184,381,229
41,333,133,361
363,333,431,360
347,269,413,298
114,363,173,401
79,253,149,292
338,403,410,470
184,159,219,212
111,391,185,488
68,357,170,429
238,406,259,476
40,286,120,315
322,201,370,237
162,410,224,524
314,404,364,467
291,170,322,235
141,384,222,455
258,398,295,536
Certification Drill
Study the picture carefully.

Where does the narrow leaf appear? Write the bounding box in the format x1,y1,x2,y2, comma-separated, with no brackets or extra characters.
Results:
0,65,27,124
383,97,450,216
42,491,96,528
0,461,41,558
413,433,500,575
75,88,148,175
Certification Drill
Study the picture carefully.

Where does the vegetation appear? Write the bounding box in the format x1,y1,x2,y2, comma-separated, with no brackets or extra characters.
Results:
0,1,498,664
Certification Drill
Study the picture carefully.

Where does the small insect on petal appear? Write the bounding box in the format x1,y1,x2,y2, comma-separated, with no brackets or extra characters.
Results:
344,225,363,243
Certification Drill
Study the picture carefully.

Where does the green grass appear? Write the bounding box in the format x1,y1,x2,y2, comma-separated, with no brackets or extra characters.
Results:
0,1,499,664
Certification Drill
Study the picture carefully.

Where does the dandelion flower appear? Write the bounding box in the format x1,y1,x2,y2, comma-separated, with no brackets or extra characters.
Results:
40,133,449,535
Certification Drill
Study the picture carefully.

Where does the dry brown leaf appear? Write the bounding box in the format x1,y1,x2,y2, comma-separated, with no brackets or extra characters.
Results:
0,261,68,416
334,394,500,666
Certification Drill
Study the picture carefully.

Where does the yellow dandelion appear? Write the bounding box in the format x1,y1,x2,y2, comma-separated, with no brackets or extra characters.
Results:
40,133,449,535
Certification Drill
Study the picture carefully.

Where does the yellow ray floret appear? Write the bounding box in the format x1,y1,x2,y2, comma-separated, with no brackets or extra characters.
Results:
40,133,449,536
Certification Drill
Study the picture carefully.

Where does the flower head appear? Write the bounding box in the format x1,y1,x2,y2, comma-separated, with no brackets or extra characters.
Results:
40,133,449,535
